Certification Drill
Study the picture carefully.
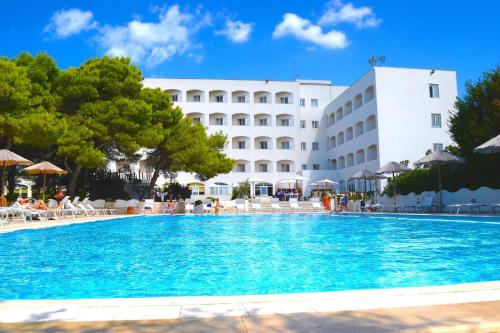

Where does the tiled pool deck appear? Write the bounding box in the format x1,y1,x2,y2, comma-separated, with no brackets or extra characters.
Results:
1,215,499,332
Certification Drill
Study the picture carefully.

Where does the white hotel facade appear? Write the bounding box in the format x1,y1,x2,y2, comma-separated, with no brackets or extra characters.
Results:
112,66,457,199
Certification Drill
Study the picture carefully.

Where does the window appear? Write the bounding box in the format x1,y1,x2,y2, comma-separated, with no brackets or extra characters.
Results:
237,118,246,126
280,96,289,104
311,99,318,108
433,143,443,151
236,163,246,172
171,94,178,102
215,117,223,125
300,98,305,107
281,141,290,149
302,164,307,170
258,164,268,172
237,141,246,149
429,84,439,98
259,96,268,104
431,113,442,128
259,118,268,126
260,141,268,149
193,95,201,102
216,95,224,103
280,163,290,172
237,96,246,103
192,117,201,124
280,118,290,127
300,142,306,151
312,164,320,170
311,121,319,128
312,142,319,151
300,120,306,128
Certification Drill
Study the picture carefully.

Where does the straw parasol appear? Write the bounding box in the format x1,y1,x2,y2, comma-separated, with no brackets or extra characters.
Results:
414,150,465,210
350,169,380,195
0,149,33,199
375,162,412,208
22,161,67,201
473,134,500,154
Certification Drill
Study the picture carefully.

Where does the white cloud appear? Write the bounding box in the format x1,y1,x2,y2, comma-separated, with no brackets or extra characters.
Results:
273,13,347,49
44,8,97,37
319,0,381,29
215,19,253,43
97,5,211,67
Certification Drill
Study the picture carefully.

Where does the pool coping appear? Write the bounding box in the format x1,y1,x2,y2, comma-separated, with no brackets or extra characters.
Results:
1,281,500,323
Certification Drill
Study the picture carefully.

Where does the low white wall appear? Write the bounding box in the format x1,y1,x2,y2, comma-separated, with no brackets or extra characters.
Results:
378,186,500,212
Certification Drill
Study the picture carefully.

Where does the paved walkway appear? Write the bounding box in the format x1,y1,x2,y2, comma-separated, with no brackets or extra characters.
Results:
0,301,499,333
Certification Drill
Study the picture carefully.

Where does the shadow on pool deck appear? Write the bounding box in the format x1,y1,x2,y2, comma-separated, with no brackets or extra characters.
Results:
0,301,499,333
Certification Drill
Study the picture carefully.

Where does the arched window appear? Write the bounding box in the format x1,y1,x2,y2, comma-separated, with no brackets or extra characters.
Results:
364,85,375,102
346,127,353,141
209,113,227,126
367,144,378,161
336,107,343,121
255,182,273,196
347,153,354,167
275,91,294,104
344,101,353,115
254,113,272,126
355,121,364,137
165,89,182,102
255,160,272,173
337,132,345,145
254,136,272,150
232,113,250,126
329,136,336,149
186,112,204,125
254,91,271,104
328,113,336,126
209,182,229,195
188,182,205,195
231,90,250,103
331,159,337,170
276,114,294,127
232,136,250,150
233,160,250,173
338,156,346,169
354,93,363,110
355,149,365,164
209,90,228,103
187,89,204,102
366,115,377,131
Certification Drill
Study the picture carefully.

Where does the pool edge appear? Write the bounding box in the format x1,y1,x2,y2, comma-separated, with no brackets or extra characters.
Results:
1,280,499,323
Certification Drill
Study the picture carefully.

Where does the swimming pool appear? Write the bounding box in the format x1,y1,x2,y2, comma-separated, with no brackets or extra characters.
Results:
0,214,499,300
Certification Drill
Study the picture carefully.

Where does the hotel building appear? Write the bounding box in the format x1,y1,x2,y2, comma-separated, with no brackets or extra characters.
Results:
111,66,457,199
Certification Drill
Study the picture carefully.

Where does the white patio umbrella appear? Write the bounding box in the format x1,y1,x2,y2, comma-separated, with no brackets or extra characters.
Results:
315,178,338,191
375,162,412,208
474,134,500,154
414,150,465,210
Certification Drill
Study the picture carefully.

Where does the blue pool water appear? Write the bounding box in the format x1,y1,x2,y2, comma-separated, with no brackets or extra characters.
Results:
0,214,499,300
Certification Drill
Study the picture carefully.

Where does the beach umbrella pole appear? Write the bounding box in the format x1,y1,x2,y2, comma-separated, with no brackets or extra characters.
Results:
42,174,46,202
392,171,397,208
438,163,442,212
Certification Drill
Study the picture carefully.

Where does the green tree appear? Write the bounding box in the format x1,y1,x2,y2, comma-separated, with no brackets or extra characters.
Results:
0,52,63,195
56,56,161,195
449,66,500,157
142,88,234,197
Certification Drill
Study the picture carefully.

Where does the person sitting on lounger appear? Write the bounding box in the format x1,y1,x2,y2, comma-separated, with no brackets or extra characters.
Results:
17,197,48,210
54,189,66,208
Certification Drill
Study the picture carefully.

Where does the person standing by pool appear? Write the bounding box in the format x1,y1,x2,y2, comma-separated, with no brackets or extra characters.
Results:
341,194,349,210
214,198,222,214
322,193,330,210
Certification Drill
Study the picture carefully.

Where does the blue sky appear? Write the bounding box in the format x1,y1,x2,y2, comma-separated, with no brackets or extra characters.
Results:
1,0,499,95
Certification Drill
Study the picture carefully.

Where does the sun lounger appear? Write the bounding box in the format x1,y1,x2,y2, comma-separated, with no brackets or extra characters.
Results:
289,198,299,211
203,200,212,213
141,199,154,214
271,198,281,211
185,200,194,214
251,199,262,212
235,199,245,213
310,198,322,211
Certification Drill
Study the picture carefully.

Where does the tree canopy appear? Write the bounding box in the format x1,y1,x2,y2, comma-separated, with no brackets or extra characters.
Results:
0,52,233,199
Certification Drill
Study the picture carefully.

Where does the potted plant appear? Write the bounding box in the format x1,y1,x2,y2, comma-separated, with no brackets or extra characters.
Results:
193,199,204,214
